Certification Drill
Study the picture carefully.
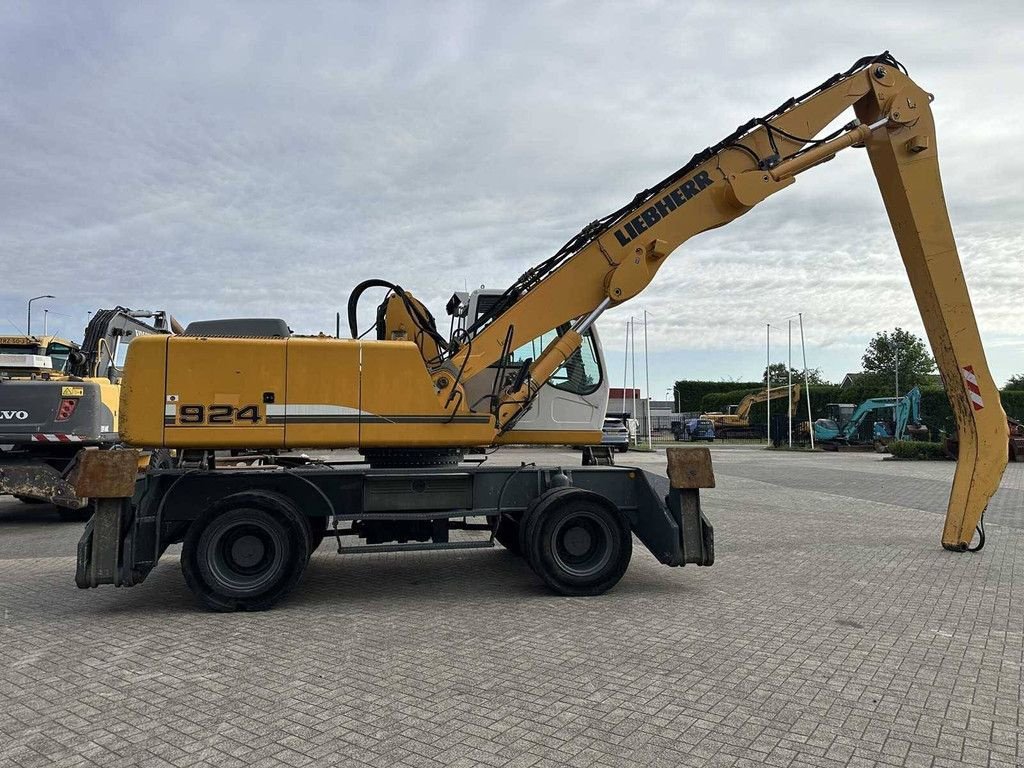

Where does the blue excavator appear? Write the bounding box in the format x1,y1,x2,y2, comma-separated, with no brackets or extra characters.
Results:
813,387,927,446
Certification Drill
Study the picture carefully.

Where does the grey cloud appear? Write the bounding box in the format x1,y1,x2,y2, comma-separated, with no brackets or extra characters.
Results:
1,1,1021,390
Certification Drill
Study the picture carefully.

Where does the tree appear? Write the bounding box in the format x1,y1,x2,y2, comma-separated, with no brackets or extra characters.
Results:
861,328,936,390
1005,374,1024,391
762,362,828,387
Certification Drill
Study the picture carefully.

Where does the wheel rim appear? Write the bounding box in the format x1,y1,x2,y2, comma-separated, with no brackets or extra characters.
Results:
204,519,286,594
550,511,613,577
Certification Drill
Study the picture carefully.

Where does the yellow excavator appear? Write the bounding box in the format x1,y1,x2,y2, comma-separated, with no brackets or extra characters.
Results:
76,53,1008,611
0,309,178,516
701,385,802,438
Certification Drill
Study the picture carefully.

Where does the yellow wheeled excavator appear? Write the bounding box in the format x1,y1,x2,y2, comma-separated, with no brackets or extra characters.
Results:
76,53,1008,611
702,385,802,438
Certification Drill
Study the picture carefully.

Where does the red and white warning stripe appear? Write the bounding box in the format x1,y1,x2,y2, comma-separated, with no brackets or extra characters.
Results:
31,433,84,443
961,366,985,411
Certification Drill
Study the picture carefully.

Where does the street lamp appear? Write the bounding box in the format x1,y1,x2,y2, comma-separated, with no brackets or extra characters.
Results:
27,295,55,336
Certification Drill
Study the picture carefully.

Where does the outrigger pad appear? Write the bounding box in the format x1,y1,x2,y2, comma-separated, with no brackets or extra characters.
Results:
666,446,715,489
67,447,140,499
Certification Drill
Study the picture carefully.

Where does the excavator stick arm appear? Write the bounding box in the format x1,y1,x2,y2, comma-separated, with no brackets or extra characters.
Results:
854,77,1008,550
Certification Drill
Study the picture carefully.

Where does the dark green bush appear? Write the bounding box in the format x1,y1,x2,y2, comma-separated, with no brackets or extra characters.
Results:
1001,390,1024,421
674,380,761,413
887,441,950,460
700,383,846,424
700,388,762,415
919,386,954,436
675,378,1024,432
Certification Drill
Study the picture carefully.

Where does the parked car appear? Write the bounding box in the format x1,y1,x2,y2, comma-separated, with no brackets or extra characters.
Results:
601,417,630,452
673,417,715,442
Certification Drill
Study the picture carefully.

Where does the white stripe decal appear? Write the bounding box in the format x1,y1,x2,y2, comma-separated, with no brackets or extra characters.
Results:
165,405,176,417
265,403,372,417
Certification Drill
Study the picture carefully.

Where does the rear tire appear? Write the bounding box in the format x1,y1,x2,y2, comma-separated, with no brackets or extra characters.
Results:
306,515,328,554
181,492,310,612
524,495,631,596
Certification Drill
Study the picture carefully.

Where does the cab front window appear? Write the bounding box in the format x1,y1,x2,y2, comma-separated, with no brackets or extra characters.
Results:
45,342,73,373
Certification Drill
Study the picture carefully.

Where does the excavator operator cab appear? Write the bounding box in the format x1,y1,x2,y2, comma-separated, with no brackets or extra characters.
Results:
823,403,856,429
457,288,609,440
0,335,79,379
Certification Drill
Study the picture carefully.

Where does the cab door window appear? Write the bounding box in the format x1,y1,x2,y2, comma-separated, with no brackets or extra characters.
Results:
504,324,602,396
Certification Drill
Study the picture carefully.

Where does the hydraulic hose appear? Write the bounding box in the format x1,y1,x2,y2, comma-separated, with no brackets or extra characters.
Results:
347,279,396,339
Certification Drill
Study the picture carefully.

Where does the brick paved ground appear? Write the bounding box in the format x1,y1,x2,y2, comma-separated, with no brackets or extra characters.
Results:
1,448,1021,767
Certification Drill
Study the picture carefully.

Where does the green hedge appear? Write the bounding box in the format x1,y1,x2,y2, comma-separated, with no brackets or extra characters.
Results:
913,387,1022,437
887,441,950,460
673,380,762,413
1002,390,1024,421
675,378,1024,432
701,384,845,425
920,386,953,436
700,387,761,414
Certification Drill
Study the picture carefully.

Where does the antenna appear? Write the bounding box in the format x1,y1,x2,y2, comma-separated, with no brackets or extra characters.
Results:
4,318,27,335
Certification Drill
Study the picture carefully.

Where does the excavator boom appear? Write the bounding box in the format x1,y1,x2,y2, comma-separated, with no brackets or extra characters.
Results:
450,52,1006,550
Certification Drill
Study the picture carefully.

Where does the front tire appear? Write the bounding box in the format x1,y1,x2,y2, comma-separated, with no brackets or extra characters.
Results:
489,514,521,554
523,495,631,596
181,492,310,612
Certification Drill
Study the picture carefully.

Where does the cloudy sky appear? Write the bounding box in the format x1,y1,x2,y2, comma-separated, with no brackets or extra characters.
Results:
2,1,1021,399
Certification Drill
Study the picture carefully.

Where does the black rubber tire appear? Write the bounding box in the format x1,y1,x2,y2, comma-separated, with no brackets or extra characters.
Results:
14,494,46,505
181,492,310,612
306,515,328,554
524,497,631,596
617,445,628,453
492,516,521,554
148,449,174,470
